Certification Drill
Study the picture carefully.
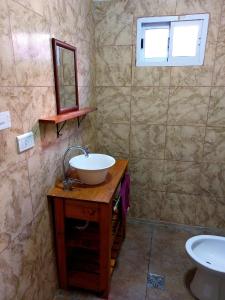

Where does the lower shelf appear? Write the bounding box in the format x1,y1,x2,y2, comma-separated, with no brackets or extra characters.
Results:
68,271,99,291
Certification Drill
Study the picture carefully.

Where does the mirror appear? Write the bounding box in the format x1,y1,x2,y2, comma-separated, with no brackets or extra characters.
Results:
52,38,79,114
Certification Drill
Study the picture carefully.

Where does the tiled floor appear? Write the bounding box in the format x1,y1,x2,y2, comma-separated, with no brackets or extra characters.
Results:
54,220,224,300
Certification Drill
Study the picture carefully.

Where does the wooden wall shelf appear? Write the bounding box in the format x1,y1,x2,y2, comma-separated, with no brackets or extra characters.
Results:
39,107,96,137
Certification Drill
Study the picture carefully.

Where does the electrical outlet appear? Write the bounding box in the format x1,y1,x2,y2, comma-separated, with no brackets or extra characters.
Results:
17,132,35,153
0,111,11,130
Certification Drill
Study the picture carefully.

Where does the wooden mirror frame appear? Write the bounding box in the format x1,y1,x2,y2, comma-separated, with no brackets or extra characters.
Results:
52,38,79,114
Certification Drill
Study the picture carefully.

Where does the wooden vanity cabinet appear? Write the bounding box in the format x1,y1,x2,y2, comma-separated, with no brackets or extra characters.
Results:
47,160,128,298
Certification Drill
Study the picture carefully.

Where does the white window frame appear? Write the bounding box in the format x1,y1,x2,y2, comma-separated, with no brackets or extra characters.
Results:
136,14,209,67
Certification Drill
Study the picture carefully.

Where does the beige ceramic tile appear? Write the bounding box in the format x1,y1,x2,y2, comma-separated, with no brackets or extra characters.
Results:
0,210,56,300
96,87,131,123
166,126,205,162
0,161,33,238
129,158,166,192
203,127,225,162
195,196,225,228
95,0,133,46
212,41,225,86
27,143,63,217
200,162,225,197
0,1,16,86
127,0,176,16
130,124,166,159
76,40,95,87
134,191,165,221
176,0,223,42
9,0,53,86
160,193,197,225
13,0,47,16
168,87,210,125
78,85,96,108
96,46,132,86
97,122,130,156
47,0,78,42
164,161,201,194
217,2,225,43
131,87,169,125
170,41,216,87
208,87,225,126
0,87,26,173
132,46,171,86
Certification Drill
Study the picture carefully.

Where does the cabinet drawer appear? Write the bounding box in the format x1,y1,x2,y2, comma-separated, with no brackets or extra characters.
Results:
65,200,99,221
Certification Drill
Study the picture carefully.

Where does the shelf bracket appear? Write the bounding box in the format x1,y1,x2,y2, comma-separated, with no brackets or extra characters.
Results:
56,121,66,137
77,115,87,128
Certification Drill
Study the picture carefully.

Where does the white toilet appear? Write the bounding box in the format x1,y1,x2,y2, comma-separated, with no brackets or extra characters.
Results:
185,235,225,300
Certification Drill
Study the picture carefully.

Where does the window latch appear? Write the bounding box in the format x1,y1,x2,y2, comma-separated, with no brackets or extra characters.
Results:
141,38,144,49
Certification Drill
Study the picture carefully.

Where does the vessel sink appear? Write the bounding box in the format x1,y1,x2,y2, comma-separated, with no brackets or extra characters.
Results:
69,153,116,185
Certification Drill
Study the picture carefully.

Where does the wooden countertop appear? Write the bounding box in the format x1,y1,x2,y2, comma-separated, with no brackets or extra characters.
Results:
47,159,128,204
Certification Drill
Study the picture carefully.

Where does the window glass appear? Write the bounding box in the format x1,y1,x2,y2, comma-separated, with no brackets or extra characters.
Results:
172,22,200,57
144,27,169,59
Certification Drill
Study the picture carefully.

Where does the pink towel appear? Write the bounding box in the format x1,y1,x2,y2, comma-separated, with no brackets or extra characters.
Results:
119,172,130,218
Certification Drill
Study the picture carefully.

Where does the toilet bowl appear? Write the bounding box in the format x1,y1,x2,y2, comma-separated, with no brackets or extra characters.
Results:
185,235,225,300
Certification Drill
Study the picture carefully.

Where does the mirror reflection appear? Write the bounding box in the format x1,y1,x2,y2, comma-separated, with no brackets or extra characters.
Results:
52,39,79,114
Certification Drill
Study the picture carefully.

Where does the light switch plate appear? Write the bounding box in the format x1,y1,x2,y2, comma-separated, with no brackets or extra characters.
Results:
0,111,11,130
17,132,35,153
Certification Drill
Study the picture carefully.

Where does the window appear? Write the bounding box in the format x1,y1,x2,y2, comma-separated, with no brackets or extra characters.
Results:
136,14,209,66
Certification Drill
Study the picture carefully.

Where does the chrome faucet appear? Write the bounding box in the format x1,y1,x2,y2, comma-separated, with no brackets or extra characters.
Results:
62,145,89,190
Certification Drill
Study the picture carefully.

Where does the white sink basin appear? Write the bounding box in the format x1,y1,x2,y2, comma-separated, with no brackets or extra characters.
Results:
69,153,116,185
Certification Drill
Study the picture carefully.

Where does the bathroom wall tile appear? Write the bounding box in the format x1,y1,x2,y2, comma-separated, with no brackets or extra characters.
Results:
0,233,11,254
200,162,225,197
96,46,132,86
160,193,197,225
170,41,216,87
0,1,16,86
165,126,205,162
127,0,176,16
0,87,26,173
135,191,165,221
212,41,225,86
131,87,169,125
97,122,130,157
176,0,223,42
208,87,225,126
76,40,95,87
27,143,63,217
132,55,171,87
0,210,56,300
95,0,133,46
96,87,131,123
47,0,79,42
168,87,210,126
195,196,225,228
9,0,53,86
164,161,201,195
203,127,225,162
130,124,166,159
0,161,33,238
14,0,47,16
18,87,56,157
129,183,149,218
217,3,225,43
78,85,96,108
129,158,166,192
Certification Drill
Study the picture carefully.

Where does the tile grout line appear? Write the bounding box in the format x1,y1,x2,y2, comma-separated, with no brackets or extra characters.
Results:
201,0,224,173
